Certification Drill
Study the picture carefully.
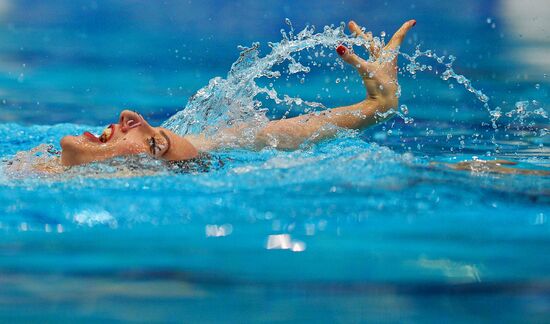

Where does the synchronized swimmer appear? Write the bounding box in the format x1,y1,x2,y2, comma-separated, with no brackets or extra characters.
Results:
7,19,549,176
58,20,415,166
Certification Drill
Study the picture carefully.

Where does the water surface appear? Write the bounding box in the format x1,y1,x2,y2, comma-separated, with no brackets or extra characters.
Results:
0,0,549,322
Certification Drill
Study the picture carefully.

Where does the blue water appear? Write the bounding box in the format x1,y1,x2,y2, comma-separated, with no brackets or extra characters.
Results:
1,0,549,322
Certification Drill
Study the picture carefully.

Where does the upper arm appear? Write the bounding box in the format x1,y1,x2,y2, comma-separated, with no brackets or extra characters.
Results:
255,112,339,150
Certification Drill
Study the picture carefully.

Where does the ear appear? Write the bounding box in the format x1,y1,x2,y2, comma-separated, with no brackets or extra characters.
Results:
161,131,199,161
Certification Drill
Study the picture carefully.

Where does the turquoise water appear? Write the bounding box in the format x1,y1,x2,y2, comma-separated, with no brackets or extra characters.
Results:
1,1,549,322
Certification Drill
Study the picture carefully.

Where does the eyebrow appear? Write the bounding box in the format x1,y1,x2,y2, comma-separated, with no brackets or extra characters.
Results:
159,130,171,157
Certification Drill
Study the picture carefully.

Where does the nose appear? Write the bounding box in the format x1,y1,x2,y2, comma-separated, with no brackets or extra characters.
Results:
118,110,144,133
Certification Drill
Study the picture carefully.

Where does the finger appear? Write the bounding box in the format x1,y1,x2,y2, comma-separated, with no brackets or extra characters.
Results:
336,45,366,70
386,19,416,51
348,21,376,55
371,35,380,58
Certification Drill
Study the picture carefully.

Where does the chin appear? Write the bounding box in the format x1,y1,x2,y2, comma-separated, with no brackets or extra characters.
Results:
60,135,78,149
60,135,88,166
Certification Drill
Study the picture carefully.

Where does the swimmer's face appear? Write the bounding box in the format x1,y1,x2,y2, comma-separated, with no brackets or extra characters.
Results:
60,110,197,166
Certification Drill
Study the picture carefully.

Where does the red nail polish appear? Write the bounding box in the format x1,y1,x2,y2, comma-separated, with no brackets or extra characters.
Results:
412,20,417,27
336,45,346,56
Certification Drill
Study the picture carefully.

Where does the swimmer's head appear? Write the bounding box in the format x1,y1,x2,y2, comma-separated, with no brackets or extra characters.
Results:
60,110,198,166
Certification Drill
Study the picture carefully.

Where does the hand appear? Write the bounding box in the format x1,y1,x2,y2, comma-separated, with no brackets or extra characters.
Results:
336,19,416,107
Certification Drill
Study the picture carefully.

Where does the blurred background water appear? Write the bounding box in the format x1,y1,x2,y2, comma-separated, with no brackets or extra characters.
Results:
0,0,549,322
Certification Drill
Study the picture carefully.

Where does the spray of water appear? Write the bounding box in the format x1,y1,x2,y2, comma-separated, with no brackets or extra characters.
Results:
162,21,355,137
162,20,548,154
5,21,548,179
162,22,479,132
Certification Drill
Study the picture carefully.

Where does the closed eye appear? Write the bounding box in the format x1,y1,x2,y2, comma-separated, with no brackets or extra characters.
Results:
148,137,161,156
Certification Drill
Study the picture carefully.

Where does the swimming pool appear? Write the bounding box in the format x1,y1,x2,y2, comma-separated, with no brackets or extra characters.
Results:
0,1,549,322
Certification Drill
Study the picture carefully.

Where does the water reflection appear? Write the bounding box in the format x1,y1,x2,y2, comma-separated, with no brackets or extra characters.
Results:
205,224,233,237
266,234,306,252
414,256,481,283
73,209,117,228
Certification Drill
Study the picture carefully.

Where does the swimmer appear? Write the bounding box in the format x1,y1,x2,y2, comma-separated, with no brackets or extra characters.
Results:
7,19,549,176
23,19,417,171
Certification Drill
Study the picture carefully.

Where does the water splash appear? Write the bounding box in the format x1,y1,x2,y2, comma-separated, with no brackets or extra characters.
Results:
162,23,352,138
2,144,61,179
162,21,503,143
402,48,489,104
504,100,548,136
5,20,544,180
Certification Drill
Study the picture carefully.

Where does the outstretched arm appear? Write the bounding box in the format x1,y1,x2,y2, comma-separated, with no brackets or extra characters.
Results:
254,19,416,149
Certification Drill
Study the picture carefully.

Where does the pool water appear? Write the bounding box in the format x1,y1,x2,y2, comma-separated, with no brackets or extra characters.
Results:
0,1,549,322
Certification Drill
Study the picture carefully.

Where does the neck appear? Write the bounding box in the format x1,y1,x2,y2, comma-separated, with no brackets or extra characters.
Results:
164,135,200,161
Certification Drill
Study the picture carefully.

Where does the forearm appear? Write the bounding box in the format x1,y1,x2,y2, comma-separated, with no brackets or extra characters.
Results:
312,96,397,129
255,97,397,149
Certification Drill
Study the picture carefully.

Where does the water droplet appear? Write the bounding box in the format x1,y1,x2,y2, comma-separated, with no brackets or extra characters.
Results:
335,78,341,84
19,222,28,231
535,83,540,90
486,18,492,24
380,31,386,37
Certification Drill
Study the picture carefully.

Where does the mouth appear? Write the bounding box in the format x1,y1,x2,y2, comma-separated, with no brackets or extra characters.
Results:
83,124,115,144
99,124,115,143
